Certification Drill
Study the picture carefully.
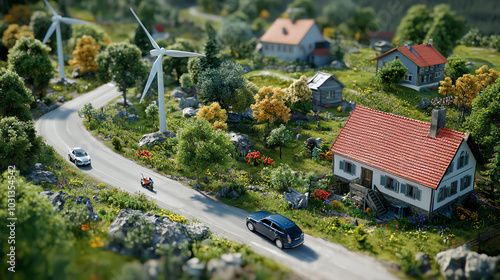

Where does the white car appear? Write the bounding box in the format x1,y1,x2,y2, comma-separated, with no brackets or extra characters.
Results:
68,147,91,166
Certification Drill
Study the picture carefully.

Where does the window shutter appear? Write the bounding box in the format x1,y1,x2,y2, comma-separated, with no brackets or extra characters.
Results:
400,183,407,194
395,181,400,192
465,153,469,166
445,187,450,198
339,160,345,171
380,175,386,186
416,189,422,201
352,164,356,175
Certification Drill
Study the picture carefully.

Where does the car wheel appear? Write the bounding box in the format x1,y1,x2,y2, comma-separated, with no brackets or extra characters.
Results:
68,155,72,162
246,222,255,232
275,239,283,250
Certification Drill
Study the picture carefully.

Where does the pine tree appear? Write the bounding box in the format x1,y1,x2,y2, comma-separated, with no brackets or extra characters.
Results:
477,145,500,200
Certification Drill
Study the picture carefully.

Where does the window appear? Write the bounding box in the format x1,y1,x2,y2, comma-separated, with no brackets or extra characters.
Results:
395,56,400,60
444,162,454,176
430,65,434,71
381,175,399,192
262,219,272,226
327,91,335,98
408,75,412,81
271,45,274,51
422,75,428,83
458,151,469,169
429,75,433,82
425,66,429,71
278,45,281,51
450,181,458,195
435,72,439,78
339,160,356,175
460,175,472,191
265,44,268,50
289,46,293,53
437,186,450,202
271,223,283,232
400,184,422,200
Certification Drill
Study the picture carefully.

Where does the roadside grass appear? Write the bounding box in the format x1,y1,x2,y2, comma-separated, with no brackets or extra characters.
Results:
452,45,500,70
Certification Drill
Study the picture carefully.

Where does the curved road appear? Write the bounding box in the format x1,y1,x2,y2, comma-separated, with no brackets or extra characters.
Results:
35,83,399,280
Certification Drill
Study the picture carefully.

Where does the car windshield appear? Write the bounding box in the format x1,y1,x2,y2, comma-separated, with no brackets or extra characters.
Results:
285,225,302,236
76,151,87,156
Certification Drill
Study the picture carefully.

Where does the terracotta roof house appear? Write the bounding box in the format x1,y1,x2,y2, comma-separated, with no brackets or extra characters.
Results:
330,106,482,218
152,24,169,40
307,72,345,107
373,40,448,91
259,18,330,66
366,30,394,49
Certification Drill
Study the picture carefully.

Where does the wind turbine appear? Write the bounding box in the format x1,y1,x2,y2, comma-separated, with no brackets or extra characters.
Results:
42,0,95,80
130,8,205,133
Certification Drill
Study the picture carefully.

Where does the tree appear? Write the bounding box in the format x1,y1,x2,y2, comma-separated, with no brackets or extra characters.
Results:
187,23,221,86
445,56,468,83
132,24,151,56
0,69,33,121
197,60,246,110
30,10,71,54
72,24,111,50
69,35,101,74
464,77,500,158
217,19,254,58
395,5,431,45
348,6,377,41
267,124,292,159
196,102,228,131
262,163,296,192
96,42,149,107
287,0,315,20
460,28,482,47
7,36,53,102
490,35,500,52
285,75,312,114
320,0,355,27
77,103,94,121
251,86,291,126
424,4,465,56
3,4,30,24
0,172,74,278
0,23,9,60
226,79,257,113
2,23,33,48
145,103,159,127
476,144,500,200
163,39,197,82
0,117,43,172
376,59,408,88
176,117,234,184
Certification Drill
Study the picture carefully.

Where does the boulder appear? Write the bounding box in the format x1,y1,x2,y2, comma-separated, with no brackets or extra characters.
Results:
143,259,162,280
246,185,262,192
57,95,65,102
115,98,134,107
289,111,311,122
420,98,429,110
240,108,254,121
39,191,100,221
138,131,176,147
170,87,188,98
215,186,240,200
330,60,346,70
71,66,82,78
185,222,210,241
228,131,254,157
436,246,499,280
179,97,198,109
127,114,139,122
304,137,322,154
185,258,205,277
284,188,308,209
465,251,498,280
182,107,198,118
465,62,474,68
295,134,302,141
27,163,57,184
207,253,243,280
226,113,241,124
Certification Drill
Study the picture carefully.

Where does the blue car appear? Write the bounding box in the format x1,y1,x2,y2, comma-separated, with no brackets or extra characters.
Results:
246,211,304,249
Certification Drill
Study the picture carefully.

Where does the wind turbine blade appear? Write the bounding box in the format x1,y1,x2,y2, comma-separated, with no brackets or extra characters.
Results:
129,8,160,50
43,0,58,16
42,21,58,44
140,54,164,103
60,17,95,25
163,50,206,57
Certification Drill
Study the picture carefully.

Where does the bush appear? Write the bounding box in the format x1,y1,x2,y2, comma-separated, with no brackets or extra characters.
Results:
112,136,122,151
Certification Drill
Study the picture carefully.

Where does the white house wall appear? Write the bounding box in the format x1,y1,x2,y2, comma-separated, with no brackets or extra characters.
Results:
299,24,324,59
433,140,477,209
333,154,432,212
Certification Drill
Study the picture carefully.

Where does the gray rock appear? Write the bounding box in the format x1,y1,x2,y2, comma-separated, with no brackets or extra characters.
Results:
228,131,254,157
436,246,499,280
143,259,162,280
207,258,227,275
284,188,308,209
179,97,198,109
115,98,134,107
182,107,198,118
138,131,176,147
207,253,243,280
420,98,429,110
246,185,262,192
215,186,240,200
304,137,322,154
220,252,243,266
39,191,100,221
71,66,82,78
186,222,210,241
185,258,205,277
57,95,65,102
27,164,57,184
465,62,474,68
240,108,254,121
289,111,311,122
226,113,241,124
127,114,139,122
330,60,346,70
170,87,188,98
295,134,302,141
465,251,497,280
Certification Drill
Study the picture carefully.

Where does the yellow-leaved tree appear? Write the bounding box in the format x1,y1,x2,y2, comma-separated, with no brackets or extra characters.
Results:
251,86,291,126
439,65,499,112
4,4,31,24
196,102,228,131
69,35,101,74
2,24,33,48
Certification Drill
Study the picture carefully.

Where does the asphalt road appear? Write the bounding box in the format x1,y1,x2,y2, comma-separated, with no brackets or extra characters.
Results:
35,83,399,280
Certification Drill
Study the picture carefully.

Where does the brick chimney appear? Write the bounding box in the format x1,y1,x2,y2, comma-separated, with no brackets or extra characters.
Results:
429,107,446,138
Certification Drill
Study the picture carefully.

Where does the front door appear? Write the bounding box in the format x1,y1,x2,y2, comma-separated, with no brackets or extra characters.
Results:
361,168,373,188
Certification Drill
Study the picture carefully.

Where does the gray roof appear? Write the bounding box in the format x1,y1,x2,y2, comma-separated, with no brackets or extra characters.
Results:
307,72,345,91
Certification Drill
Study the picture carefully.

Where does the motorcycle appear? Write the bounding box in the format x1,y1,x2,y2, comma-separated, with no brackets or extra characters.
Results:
140,173,154,190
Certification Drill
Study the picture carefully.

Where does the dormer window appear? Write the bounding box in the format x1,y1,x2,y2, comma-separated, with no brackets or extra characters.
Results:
457,151,469,169
395,56,399,60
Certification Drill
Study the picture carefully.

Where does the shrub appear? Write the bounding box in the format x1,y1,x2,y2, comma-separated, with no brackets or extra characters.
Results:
245,150,274,167
112,136,122,151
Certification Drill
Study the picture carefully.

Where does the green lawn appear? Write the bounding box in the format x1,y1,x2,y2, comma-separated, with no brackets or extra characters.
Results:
452,45,500,70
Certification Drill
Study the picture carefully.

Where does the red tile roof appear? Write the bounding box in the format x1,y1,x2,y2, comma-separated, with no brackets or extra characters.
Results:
260,18,316,45
330,106,466,189
153,24,164,33
311,48,329,55
373,44,448,67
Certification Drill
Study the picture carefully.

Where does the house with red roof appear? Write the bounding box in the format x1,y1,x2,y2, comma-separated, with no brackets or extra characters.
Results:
366,30,394,49
259,18,330,66
373,40,448,90
330,106,482,218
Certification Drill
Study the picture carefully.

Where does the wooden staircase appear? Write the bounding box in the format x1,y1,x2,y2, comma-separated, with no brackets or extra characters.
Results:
349,179,387,214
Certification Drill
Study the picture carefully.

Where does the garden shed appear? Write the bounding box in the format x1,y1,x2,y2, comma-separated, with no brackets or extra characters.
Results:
307,72,345,107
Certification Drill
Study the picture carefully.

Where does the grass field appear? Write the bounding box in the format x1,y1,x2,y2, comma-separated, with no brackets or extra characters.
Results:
452,45,500,70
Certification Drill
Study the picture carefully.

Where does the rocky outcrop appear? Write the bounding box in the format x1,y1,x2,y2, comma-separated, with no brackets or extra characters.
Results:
107,209,209,258
115,110,139,122
27,163,57,184
436,246,499,280
228,131,254,157
182,107,198,118
289,111,312,122
226,113,241,124
330,60,346,70
138,131,176,147
304,137,322,154
215,186,240,200
170,87,188,99
420,98,429,110
39,190,100,221
179,97,198,109
284,188,308,209
206,253,243,280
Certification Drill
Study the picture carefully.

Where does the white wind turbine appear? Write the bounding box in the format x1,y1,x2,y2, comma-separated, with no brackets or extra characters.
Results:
130,8,205,133
42,0,95,80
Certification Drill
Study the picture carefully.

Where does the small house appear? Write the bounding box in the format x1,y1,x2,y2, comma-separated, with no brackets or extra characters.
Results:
330,106,482,218
259,18,330,66
307,72,345,107
373,41,448,90
152,24,169,40
367,30,394,49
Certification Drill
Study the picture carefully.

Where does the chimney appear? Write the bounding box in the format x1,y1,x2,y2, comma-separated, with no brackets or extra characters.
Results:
429,38,433,46
429,107,446,138
405,42,411,50
282,27,288,35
